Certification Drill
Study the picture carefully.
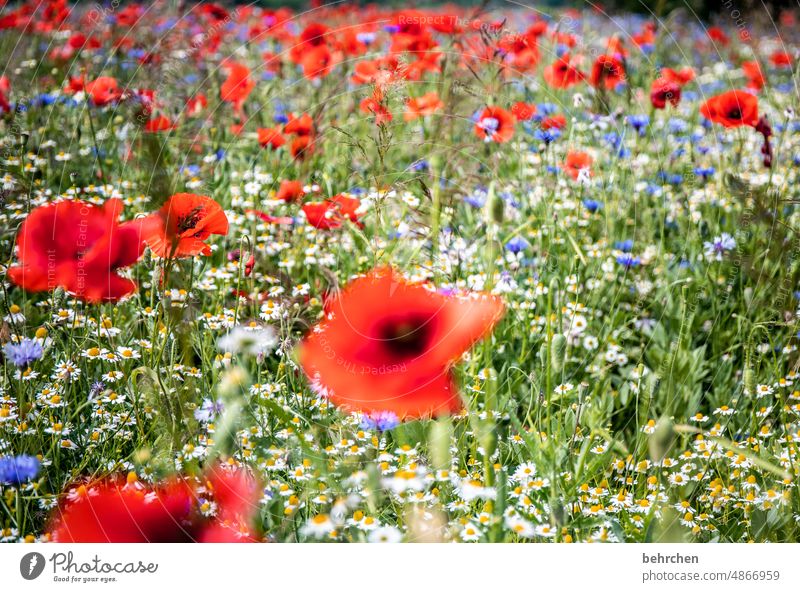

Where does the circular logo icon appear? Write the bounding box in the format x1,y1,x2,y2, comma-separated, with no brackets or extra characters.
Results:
20,552,46,580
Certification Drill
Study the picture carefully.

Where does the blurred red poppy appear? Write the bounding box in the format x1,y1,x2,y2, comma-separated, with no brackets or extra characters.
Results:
700,90,759,128
49,466,260,542
404,92,444,121
220,62,255,111
85,76,124,106
511,101,536,121
543,54,584,89
143,114,175,133
590,55,626,89
650,78,681,109
8,199,144,302
302,194,362,230
299,267,504,418
662,67,695,85
474,106,515,143
140,193,229,258
257,127,286,149
742,61,766,90
276,179,304,202
563,150,594,180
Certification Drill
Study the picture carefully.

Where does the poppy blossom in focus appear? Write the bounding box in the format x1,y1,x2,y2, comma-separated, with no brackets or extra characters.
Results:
299,267,504,418
590,55,626,89
563,150,594,180
302,194,362,230
700,90,759,128
8,199,144,303
85,76,124,106
140,193,229,258
49,466,260,542
474,106,515,143
650,77,681,109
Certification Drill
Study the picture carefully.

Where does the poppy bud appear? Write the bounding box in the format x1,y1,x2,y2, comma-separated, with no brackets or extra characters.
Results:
551,333,567,374
484,183,504,225
648,416,674,462
743,367,755,396
428,417,452,471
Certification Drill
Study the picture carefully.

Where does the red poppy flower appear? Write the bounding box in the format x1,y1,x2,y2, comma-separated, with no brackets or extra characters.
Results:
186,93,207,116
707,26,730,46
143,114,175,133
0,76,10,113
590,55,626,89
49,466,260,543
662,67,695,85
290,135,314,160
360,91,393,125
302,194,362,230
257,127,286,150
85,76,124,106
275,179,304,202
301,44,337,80
511,101,536,121
8,199,144,303
770,51,793,68
541,114,567,130
284,112,314,136
220,62,255,111
139,193,229,258
474,106,515,143
699,90,759,128
290,22,330,63
650,77,681,109
742,61,766,90
563,150,594,180
404,92,444,121
299,267,504,418
543,54,584,89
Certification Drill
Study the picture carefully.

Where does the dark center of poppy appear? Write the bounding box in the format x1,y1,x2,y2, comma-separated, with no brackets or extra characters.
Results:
177,206,204,233
379,317,431,358
727,108,742,120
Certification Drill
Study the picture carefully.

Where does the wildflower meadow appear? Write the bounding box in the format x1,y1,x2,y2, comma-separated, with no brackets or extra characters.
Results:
1,0,800,545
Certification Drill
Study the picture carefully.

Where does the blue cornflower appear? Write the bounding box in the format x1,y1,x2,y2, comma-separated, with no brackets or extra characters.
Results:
3,339,43,367
360,411,399,432
89,381,105,401
626,115,649,135
505,236,530,254
409,159,429,172
614,239,634,252
464,187,488,208
274,113,289,124
534,128,561,144
536,102,558,117
694,167,715,179
616,254,641,268
583,199,602,213
0,454,40,485
668,118,688,134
